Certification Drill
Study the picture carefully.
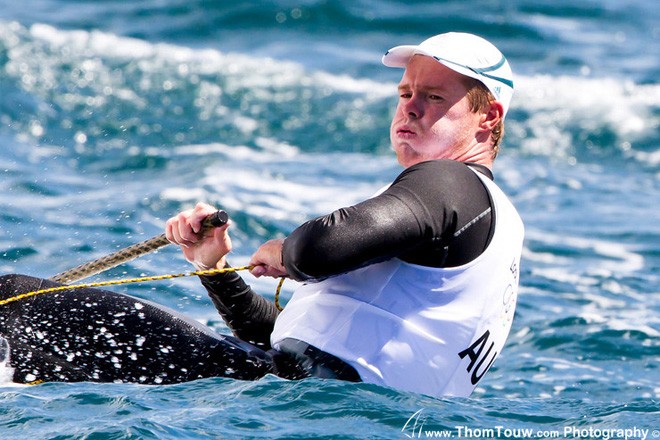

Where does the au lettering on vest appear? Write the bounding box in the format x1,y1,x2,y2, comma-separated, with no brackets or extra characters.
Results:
458,329,497,385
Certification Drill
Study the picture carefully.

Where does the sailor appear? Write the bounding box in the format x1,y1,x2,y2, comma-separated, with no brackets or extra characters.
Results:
166,32,525,397
0,32,522,396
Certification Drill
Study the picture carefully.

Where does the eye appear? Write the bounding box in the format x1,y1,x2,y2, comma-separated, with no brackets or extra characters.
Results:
399,92,412,99
429,94,444,101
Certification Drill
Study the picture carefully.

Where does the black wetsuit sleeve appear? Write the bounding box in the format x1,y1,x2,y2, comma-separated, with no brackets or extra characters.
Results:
198,267,279,349
283,159,494,281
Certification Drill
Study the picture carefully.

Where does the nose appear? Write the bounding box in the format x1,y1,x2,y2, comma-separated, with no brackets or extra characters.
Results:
401,94,422,119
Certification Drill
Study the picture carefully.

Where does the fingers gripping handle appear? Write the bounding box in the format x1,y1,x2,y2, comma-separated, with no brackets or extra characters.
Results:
205,209,229,229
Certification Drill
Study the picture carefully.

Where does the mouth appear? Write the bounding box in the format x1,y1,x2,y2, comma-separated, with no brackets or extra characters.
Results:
396,126,416,138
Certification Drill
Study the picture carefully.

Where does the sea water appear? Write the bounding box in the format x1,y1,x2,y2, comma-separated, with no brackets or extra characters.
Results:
0,1,658,438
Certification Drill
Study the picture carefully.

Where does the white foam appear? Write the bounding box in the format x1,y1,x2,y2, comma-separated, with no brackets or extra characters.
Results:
159,145,397,229
0,363,14,385
513,75,659,160
525,229,645,274
8,22,658,169
25,22,394,99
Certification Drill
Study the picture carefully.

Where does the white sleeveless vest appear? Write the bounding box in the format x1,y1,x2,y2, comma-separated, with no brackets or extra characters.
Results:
271,171,524,397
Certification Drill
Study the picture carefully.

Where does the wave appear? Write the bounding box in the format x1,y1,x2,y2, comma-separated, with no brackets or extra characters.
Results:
1,22,657,169
0,22,394,161
510,75,659,166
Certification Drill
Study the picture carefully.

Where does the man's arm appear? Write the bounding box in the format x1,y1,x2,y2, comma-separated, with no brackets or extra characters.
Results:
198,267,279,349
165,203,280,348
282,160,494,280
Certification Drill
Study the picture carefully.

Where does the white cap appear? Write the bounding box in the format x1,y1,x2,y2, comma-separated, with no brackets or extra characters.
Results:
382,32,514,116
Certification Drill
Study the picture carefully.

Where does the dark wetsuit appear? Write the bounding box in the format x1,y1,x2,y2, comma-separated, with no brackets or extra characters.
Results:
0,160,495,384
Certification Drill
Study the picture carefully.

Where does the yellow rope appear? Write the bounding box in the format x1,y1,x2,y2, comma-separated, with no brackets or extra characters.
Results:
0,266,287,310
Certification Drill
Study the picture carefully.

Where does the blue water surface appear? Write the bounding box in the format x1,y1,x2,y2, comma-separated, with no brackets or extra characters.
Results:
0,0,658,438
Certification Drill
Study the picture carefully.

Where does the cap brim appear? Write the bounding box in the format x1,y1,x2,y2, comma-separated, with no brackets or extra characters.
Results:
382,45,418,68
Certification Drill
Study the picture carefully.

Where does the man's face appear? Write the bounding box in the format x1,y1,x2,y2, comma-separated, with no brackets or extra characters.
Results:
390,55,483,168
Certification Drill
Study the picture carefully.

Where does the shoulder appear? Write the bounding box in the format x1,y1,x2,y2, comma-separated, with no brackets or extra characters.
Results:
391,160,492,192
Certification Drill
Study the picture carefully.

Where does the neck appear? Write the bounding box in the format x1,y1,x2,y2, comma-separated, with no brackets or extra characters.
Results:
451,145,494,169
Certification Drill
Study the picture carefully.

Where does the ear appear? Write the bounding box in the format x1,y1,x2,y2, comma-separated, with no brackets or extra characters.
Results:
479,101,504,131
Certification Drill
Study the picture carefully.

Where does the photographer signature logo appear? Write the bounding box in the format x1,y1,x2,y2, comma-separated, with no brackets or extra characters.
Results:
401,409,427,438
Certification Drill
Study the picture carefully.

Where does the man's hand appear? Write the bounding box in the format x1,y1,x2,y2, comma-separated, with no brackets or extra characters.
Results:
249,238,288,278
165,202,231,270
